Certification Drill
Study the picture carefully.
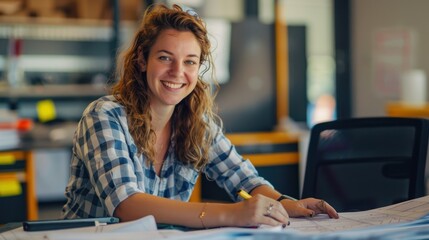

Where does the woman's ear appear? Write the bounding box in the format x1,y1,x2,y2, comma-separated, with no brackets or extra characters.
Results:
137,46,147,72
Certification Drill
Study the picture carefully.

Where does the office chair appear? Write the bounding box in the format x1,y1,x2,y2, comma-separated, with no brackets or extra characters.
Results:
301,117,429,212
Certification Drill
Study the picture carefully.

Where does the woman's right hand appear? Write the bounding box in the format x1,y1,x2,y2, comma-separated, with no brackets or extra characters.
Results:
229,194,289,227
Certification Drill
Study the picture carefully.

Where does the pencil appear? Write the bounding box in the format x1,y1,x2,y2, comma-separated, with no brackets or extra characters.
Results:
237,189,288,229
237,189,252,200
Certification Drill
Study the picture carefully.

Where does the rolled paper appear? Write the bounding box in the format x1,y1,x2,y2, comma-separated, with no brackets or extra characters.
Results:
401,69,427,107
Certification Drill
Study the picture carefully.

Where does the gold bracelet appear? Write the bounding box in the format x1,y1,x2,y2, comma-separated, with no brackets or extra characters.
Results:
199,203,208,229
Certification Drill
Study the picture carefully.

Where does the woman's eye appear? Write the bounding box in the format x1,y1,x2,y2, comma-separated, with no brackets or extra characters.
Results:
159,56,171,61
185,60,197,65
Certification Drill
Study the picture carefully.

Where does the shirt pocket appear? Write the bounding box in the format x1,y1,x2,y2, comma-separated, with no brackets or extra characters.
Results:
174,164,199,200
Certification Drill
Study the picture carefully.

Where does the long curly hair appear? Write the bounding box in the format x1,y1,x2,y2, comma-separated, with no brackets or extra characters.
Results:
110,4,221,170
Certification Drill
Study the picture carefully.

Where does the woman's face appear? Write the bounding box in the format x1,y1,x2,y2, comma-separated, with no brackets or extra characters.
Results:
141,29,201,109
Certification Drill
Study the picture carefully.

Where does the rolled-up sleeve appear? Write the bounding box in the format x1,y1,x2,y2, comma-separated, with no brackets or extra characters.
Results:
203,127,273,202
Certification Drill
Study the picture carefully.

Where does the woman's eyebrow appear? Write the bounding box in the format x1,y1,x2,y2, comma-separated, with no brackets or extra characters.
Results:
157,49,200,59
156,49,173,55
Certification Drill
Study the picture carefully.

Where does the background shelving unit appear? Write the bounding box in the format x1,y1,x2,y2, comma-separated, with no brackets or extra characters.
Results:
0,0,140,223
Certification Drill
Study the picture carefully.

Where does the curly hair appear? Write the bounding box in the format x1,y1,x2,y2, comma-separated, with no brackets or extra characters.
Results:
110,4,221,170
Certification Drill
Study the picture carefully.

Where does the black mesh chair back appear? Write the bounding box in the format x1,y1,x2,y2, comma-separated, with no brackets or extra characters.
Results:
302,117,429,212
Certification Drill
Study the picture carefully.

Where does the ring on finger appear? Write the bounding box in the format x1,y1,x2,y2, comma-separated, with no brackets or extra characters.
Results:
317,200,326,211
265,203,274,217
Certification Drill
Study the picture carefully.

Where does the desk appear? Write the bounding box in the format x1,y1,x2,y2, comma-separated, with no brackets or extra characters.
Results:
0,150,37,223
0,123,74,224
190,131,300,202
386,102,429,118
2,196,429,239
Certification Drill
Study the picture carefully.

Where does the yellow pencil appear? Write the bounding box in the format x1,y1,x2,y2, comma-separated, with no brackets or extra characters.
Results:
237,189,288,229
237,189,252,200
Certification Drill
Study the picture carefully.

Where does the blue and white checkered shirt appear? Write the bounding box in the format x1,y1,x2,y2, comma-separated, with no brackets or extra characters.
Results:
62,95,271,218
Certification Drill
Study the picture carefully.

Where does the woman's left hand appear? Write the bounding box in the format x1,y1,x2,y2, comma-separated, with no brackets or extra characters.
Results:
280,198,339,219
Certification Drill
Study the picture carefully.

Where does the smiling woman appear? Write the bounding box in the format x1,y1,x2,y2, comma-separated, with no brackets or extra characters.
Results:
61,3,338,229
139,29,201,108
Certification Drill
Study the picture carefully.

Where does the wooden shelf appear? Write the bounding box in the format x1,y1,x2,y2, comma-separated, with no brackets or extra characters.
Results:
386,102,429,118
0,17,136,41
227,131,299,145
0,150,38,222
0,84,108,99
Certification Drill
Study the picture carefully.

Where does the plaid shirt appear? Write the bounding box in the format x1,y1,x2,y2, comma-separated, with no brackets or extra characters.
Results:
62,96,271,218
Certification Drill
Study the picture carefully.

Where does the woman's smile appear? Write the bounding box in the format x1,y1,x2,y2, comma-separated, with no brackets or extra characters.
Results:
161,80,185,90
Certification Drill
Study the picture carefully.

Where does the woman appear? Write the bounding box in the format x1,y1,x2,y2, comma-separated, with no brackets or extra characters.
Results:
62,4,338,228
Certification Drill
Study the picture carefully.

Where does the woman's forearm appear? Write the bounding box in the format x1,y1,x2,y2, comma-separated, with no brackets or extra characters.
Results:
249,184,282,200
113,193,237,228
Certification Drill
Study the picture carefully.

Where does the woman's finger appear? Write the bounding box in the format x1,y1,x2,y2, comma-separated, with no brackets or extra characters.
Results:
259,202,290,227
317,200,339,218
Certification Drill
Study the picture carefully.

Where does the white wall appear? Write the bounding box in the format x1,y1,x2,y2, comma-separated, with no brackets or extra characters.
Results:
352,0,429,117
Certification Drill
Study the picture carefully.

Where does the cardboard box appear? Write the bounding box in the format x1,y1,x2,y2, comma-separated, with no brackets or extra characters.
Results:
101,0,143,21
0,0,23,15
26,0,56,17
120,0,142,21
76,0,107,19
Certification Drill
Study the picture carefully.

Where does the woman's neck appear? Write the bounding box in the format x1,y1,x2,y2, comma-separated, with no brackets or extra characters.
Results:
150,105,174,132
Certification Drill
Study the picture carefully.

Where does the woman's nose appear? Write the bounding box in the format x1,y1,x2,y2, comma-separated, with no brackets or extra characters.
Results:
169,61,184,77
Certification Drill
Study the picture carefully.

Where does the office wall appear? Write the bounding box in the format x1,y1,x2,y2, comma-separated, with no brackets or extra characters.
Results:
352,0,429,117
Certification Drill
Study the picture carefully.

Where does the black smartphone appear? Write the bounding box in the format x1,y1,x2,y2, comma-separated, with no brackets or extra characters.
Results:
22,217,119,231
